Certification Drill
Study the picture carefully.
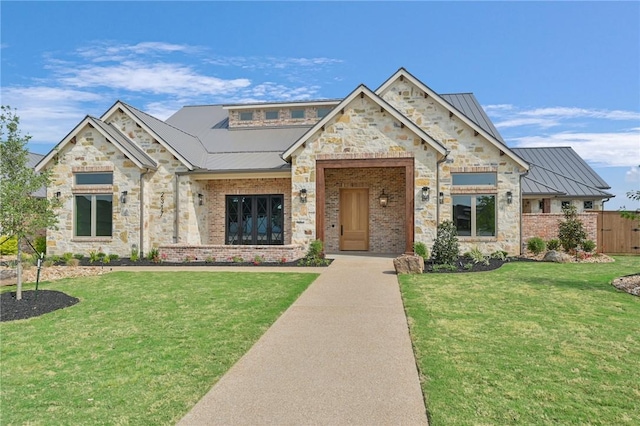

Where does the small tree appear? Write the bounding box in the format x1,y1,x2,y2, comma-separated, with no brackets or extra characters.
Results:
0,106,59,300
620,188,640,222
431,220,459,265
557,204,587,254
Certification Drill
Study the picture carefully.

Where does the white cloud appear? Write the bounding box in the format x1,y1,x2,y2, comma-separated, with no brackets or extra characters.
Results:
512,129,640,167
626,166,640,183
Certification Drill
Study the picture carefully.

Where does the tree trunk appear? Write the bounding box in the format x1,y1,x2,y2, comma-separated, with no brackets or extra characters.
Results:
16,239,23,300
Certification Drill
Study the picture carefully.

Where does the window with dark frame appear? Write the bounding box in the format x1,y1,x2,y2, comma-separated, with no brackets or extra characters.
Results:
74,172,113,237
316,107,332,118
291,109,305,119
226,195,284,245
583,201,594,210
239,111,254,121
452,172,497,186
561,201,571,209
265,110,279,120
452,194,496,237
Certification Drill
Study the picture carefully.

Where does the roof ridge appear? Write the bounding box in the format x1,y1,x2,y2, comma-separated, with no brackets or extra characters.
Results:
524,176,564,194
513,146,574,150
120,101,199,140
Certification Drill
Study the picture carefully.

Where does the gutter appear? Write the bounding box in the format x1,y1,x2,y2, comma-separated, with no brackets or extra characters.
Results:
174,175,179,243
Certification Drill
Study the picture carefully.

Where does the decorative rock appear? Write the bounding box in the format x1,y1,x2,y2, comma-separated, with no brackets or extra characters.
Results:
393,254,424,274
542,250,572,263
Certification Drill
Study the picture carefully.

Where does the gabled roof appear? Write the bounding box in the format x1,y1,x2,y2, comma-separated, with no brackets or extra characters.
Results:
376,68,529,170
513,147,613,198
440,93,506,144
36,116,157,172
282,84,448,160
27,152,46,198
102,101,204,170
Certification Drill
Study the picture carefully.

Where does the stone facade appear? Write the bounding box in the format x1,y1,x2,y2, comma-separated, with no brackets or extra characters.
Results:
158,244,305,263
228,103,338,128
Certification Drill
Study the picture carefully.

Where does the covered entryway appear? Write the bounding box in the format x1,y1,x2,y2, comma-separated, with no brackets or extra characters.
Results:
316,157,414,254
339,188,369,250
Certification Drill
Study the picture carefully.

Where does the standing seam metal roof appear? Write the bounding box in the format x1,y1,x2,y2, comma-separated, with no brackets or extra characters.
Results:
441,93,507,145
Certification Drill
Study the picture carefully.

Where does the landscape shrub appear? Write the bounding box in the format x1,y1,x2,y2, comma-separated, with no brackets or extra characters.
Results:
0,236,18,255
581,239,596,253
431,221,459,265
413,242,429,261
558,205,587,252
491,250,508,260
147,247,160,263
130,247,139,262
465,246,489,265
73,253,84,260
527,237,546,255
547,239,560,251
298,239,330,266
34,235,46,255
66,258,80,267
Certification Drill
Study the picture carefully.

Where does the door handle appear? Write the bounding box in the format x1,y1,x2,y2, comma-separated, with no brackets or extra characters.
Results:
340,225,343,236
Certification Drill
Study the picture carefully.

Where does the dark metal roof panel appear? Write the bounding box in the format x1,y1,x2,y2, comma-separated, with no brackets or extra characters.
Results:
202,152,290,171
522,162,612,198
122,102,206,168
441,93,506,145
27,152,44,169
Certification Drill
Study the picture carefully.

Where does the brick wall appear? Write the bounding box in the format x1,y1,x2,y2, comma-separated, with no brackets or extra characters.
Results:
324,167,406,253
522,213,598,245
158,244,305,263
206,178,292,245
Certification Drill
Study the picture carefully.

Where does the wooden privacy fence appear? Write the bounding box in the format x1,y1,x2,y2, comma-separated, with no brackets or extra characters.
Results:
597,211,640,255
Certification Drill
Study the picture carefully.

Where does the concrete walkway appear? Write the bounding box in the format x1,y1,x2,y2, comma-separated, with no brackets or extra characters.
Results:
178,254,428,425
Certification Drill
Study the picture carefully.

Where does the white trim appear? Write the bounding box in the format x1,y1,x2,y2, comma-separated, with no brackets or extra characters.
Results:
282,85,448,160
223,100,341,110
36,116,147,172
101,101,195,170
376,68,529,170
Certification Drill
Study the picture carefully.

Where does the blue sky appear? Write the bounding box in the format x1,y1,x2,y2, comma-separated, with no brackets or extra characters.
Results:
2,1,638,209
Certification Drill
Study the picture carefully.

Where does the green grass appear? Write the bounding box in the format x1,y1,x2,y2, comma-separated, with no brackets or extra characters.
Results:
400,256,640,425
1,271,318,425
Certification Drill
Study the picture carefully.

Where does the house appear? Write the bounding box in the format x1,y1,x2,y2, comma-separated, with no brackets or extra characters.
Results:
35,68,612,260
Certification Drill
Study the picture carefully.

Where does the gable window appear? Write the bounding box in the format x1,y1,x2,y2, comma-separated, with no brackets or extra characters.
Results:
291,109,305,119
452,173,497,186
317,107,332,118
226,195,284,245
75,195,112,237
265,110,279,120
453,195,496,237
75,173,113,185
239,111,254,121
584,201,594,210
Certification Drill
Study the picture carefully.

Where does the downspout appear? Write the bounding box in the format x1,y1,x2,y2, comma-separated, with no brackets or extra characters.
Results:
435,151,450,226
139,168,149,257
600,197,611,253
174,175,179,243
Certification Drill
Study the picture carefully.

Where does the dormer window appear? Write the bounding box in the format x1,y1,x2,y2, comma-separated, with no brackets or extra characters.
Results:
291,109,305,119
265,110,279,120
239,111,254,121
317,107,332,118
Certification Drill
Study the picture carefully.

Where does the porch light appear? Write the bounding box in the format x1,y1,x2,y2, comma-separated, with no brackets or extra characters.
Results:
439,192,444,204
198,193,204,206
299,188,307,203
120,191,128,204
55,191,61,199
379,190,389,207
421,186,430,202
506,191,513,204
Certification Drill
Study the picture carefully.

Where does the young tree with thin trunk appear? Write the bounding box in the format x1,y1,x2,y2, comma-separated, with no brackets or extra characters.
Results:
1,106,59,300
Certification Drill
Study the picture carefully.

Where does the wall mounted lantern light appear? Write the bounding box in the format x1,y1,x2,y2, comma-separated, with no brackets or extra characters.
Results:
506,191,513,204
198,193,204,206
300,188,307,203
55,191,61,199
439,192,445,204
120,191,128,204
421,186,430,202
379,190,389,207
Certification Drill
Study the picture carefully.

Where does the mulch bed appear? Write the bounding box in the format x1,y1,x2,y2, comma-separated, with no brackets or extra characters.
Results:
424,256,536,273
1,290,79,322
71,258,330,268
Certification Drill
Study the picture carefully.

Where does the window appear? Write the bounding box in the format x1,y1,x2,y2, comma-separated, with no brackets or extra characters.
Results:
291,109,305,119
317,107,331,118
239,111,254,121
561,201,571,209
584,201,594,210
75,173,113,185
265,110,279,120
75,194,112,237
452,195,495,237
452,173,496,186
226,195,284,245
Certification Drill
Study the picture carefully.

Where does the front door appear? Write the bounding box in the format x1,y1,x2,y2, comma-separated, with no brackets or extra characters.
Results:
339,188,369,251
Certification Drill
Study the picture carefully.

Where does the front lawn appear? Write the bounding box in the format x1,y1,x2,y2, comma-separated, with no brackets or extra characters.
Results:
400,256,640,425
1,271,317,425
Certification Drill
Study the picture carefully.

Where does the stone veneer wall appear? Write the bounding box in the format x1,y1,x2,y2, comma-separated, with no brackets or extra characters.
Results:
290,95,439,252
379,80,524,255
206,178,292,245
158,244,305,263
522,213,598,245
324,167,405,253
228,105,337,128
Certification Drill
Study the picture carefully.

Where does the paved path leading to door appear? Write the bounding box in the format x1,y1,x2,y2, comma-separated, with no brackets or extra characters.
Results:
178,254,428,425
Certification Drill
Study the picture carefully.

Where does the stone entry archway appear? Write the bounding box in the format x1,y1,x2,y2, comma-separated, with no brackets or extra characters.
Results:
316,157,414,254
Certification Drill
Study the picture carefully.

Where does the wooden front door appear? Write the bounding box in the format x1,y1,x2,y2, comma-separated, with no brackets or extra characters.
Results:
339,188,369,251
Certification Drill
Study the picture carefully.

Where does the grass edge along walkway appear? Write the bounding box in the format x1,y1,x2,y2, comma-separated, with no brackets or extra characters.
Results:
0,271,318,425
400,256,640,426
